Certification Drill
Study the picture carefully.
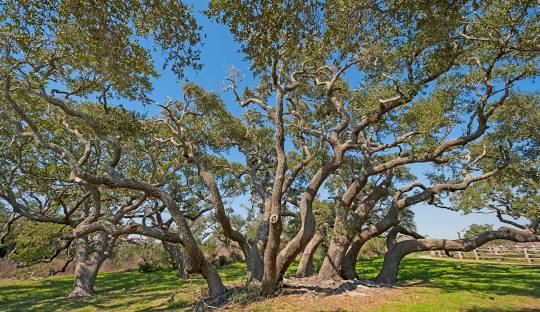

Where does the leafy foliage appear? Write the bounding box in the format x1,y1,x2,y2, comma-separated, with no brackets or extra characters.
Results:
0,0,201,101
463,224,494,239
10,220,68,264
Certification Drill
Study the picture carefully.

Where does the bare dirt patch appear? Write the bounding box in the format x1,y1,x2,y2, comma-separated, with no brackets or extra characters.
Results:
224,277,418,311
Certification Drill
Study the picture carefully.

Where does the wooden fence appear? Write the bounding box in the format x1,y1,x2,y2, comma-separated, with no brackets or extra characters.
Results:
430,242,540,264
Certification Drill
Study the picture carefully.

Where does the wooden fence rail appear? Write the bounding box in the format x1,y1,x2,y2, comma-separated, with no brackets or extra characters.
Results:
430,242,540,264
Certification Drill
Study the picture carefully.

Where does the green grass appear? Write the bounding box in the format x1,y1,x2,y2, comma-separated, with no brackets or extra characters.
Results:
0,263,245,312
0,257,538,311
354,256,540,312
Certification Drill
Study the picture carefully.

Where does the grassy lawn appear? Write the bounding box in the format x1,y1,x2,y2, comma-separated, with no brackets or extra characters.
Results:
0,263,245,311
353,257,540,312
0,257,538,311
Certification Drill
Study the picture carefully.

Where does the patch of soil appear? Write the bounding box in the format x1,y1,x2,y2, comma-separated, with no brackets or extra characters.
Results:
224,277,415,311
280,276,380,295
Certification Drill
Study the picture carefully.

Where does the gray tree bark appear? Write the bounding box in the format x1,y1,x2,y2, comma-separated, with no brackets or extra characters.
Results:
340,238,365,279
317,235,350,280
319,174,392,280
69,233,113,297
70,257,101,297
162,242,187,278
374,244,406,285
296,228,324,277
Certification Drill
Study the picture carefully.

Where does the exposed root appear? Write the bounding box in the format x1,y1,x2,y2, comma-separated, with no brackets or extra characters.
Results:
191,287,242,311
281,276,379,296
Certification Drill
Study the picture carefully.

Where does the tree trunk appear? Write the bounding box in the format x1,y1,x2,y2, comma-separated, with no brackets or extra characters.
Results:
182,241,226,297
373,226,540,285
374,245,406,285
245,248,264,283
374,226,424,285
296,229,324,277
164,194,227,297
318,214,350,280
323,174,392,280
261,218,282,296
69,258,101,297
195,163,265,284
340,238,365,279
163,242,187,278
200,261,227,297
273,152,343,286
69,236,106,297
317,235,350,280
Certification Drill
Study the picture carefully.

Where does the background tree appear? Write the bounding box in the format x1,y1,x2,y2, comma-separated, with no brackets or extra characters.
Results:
464,224,494,239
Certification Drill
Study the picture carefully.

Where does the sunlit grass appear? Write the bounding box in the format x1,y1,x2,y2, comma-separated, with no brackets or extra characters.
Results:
355,256,540,312
0,258,538,311
0,263,245,311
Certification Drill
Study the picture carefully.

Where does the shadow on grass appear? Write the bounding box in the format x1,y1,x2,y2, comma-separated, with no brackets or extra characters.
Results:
0,263,246,312
1,258,538,311
356,256,540,298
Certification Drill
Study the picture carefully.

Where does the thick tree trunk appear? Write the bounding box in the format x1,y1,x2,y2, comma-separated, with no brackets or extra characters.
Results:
338,213,401,280
69,258,102,297
317,235,350,280
318,214,351,280
163,242,187,278
261,219,282,296
182,241,226,297
375,225,426,284
340,238,365,279
374,245,406,284
274,151,345,286
243,219,268,284
296,229,324,277
320,175,392,281
69,236,107,297
193,156,269,286
200,262,227,297
164,194,227,297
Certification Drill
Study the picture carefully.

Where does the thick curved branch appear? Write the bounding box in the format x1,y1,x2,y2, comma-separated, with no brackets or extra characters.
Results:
1,213,21,244
393,227,540,254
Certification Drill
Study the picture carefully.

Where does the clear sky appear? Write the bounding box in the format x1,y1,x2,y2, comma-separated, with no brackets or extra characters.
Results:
127,2,527,239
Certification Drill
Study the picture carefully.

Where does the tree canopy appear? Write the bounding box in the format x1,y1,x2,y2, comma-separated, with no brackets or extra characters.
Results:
0,0,538,301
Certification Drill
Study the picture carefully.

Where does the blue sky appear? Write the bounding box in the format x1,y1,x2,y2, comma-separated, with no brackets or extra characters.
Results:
128,2,527,239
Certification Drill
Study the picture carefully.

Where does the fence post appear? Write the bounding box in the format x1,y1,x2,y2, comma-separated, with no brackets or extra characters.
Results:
473,249,480,260
524,248,532,263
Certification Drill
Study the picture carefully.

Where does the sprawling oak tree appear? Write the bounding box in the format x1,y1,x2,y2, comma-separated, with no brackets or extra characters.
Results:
0,0,229,298
1,0,539,301
0,102,219,296
206,0,539,292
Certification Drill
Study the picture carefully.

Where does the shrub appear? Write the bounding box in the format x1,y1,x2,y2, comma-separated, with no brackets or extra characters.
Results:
216,255,228,267
358,237,386,259
137,242,170,273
